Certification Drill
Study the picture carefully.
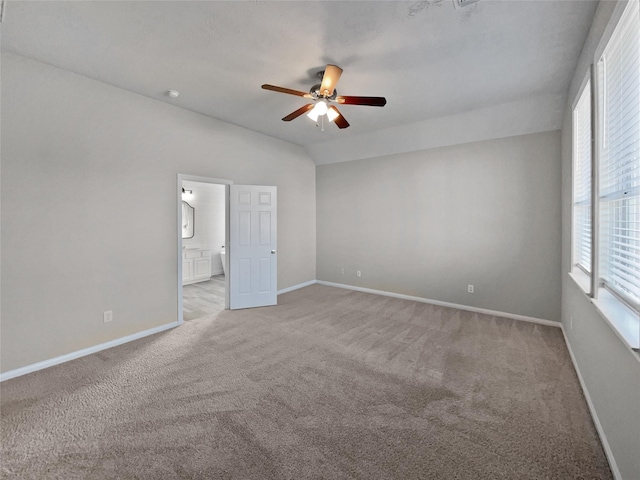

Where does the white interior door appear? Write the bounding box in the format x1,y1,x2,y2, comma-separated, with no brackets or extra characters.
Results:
229,185,277,309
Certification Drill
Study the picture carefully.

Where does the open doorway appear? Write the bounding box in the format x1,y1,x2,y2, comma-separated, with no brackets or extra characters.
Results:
177,175,231,323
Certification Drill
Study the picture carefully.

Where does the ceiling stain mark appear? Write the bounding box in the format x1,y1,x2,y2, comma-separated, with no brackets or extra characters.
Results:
458,2,482,22
408,1,428,16
407,0,444,18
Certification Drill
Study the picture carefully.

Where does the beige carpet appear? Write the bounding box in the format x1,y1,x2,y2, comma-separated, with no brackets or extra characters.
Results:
1,284,611,479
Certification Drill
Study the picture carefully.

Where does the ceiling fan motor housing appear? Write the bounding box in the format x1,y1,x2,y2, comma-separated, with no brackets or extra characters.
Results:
310,83,337,101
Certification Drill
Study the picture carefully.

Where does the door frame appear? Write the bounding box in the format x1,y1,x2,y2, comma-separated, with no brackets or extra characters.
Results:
177,174,233,324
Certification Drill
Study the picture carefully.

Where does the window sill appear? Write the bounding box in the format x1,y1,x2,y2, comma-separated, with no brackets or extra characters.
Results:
568,270,640,357
592,290,639,353
569,269,591,295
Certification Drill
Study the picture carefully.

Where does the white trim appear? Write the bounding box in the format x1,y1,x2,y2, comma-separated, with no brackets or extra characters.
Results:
0,321,179,382
571,70,592,111
3,280,556,381
561,326,622,480
569,269,592,296
179,174,234,185
177,175,184,323
278,280,317,295
316,281,559,327
592,290,640,354
1,278,316,382
568,271,640,356
593,0,633,67
177,174,233,322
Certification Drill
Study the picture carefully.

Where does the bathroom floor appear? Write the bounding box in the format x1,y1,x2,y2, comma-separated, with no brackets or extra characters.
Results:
183,274,226,320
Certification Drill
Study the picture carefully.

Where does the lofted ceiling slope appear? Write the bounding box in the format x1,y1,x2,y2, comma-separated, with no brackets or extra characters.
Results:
1,0,598,163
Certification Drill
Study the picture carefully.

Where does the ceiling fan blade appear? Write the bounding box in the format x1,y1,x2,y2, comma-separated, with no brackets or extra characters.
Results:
319,64,343,97
282,104,314,121
262,84,312,98
329,106,350,129
336,96,387,107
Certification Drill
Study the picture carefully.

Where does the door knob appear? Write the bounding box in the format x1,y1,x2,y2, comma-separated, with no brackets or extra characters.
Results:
271,250,277,254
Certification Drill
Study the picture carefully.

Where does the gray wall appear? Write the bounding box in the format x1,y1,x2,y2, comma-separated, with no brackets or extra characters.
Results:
1,53,316,373
560,1,640,478
317,130,562,322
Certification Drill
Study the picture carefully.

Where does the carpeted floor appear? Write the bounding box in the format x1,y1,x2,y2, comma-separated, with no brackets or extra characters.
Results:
1,284,611,479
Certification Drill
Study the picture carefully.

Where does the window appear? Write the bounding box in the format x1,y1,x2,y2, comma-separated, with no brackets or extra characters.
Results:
572,80,592,276
571,0,639,350
597,0,640,312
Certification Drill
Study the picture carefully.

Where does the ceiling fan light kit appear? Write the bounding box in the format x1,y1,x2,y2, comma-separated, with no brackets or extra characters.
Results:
325,106,339,122
261,64,387,130
307,99,329,123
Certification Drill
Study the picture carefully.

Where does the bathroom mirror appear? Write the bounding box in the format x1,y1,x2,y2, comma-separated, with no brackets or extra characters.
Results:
181,201,194,239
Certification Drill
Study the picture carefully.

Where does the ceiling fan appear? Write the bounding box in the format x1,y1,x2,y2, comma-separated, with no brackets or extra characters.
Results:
261,64,387,129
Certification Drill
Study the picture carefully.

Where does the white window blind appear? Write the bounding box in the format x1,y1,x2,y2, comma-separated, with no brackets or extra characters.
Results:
573,81,592,274
598,0,640,310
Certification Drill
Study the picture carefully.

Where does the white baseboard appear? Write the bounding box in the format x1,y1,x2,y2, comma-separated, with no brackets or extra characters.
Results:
0,321,179,382
316,280,559,327
0,280,556,381
278,280,317,295
561,326,621,480
2,280,312,382
1,280,617,479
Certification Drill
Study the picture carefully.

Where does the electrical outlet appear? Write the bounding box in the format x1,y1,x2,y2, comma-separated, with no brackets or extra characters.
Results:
467,285,474,293
341,268,344,275
103,310,113,323
357,270,361,277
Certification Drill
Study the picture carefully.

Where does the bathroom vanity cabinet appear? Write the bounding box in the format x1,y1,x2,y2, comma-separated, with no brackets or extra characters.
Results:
182,248,212,285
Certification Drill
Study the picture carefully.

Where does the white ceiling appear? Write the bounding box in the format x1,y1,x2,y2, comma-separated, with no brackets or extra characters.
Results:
1,0,597,163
